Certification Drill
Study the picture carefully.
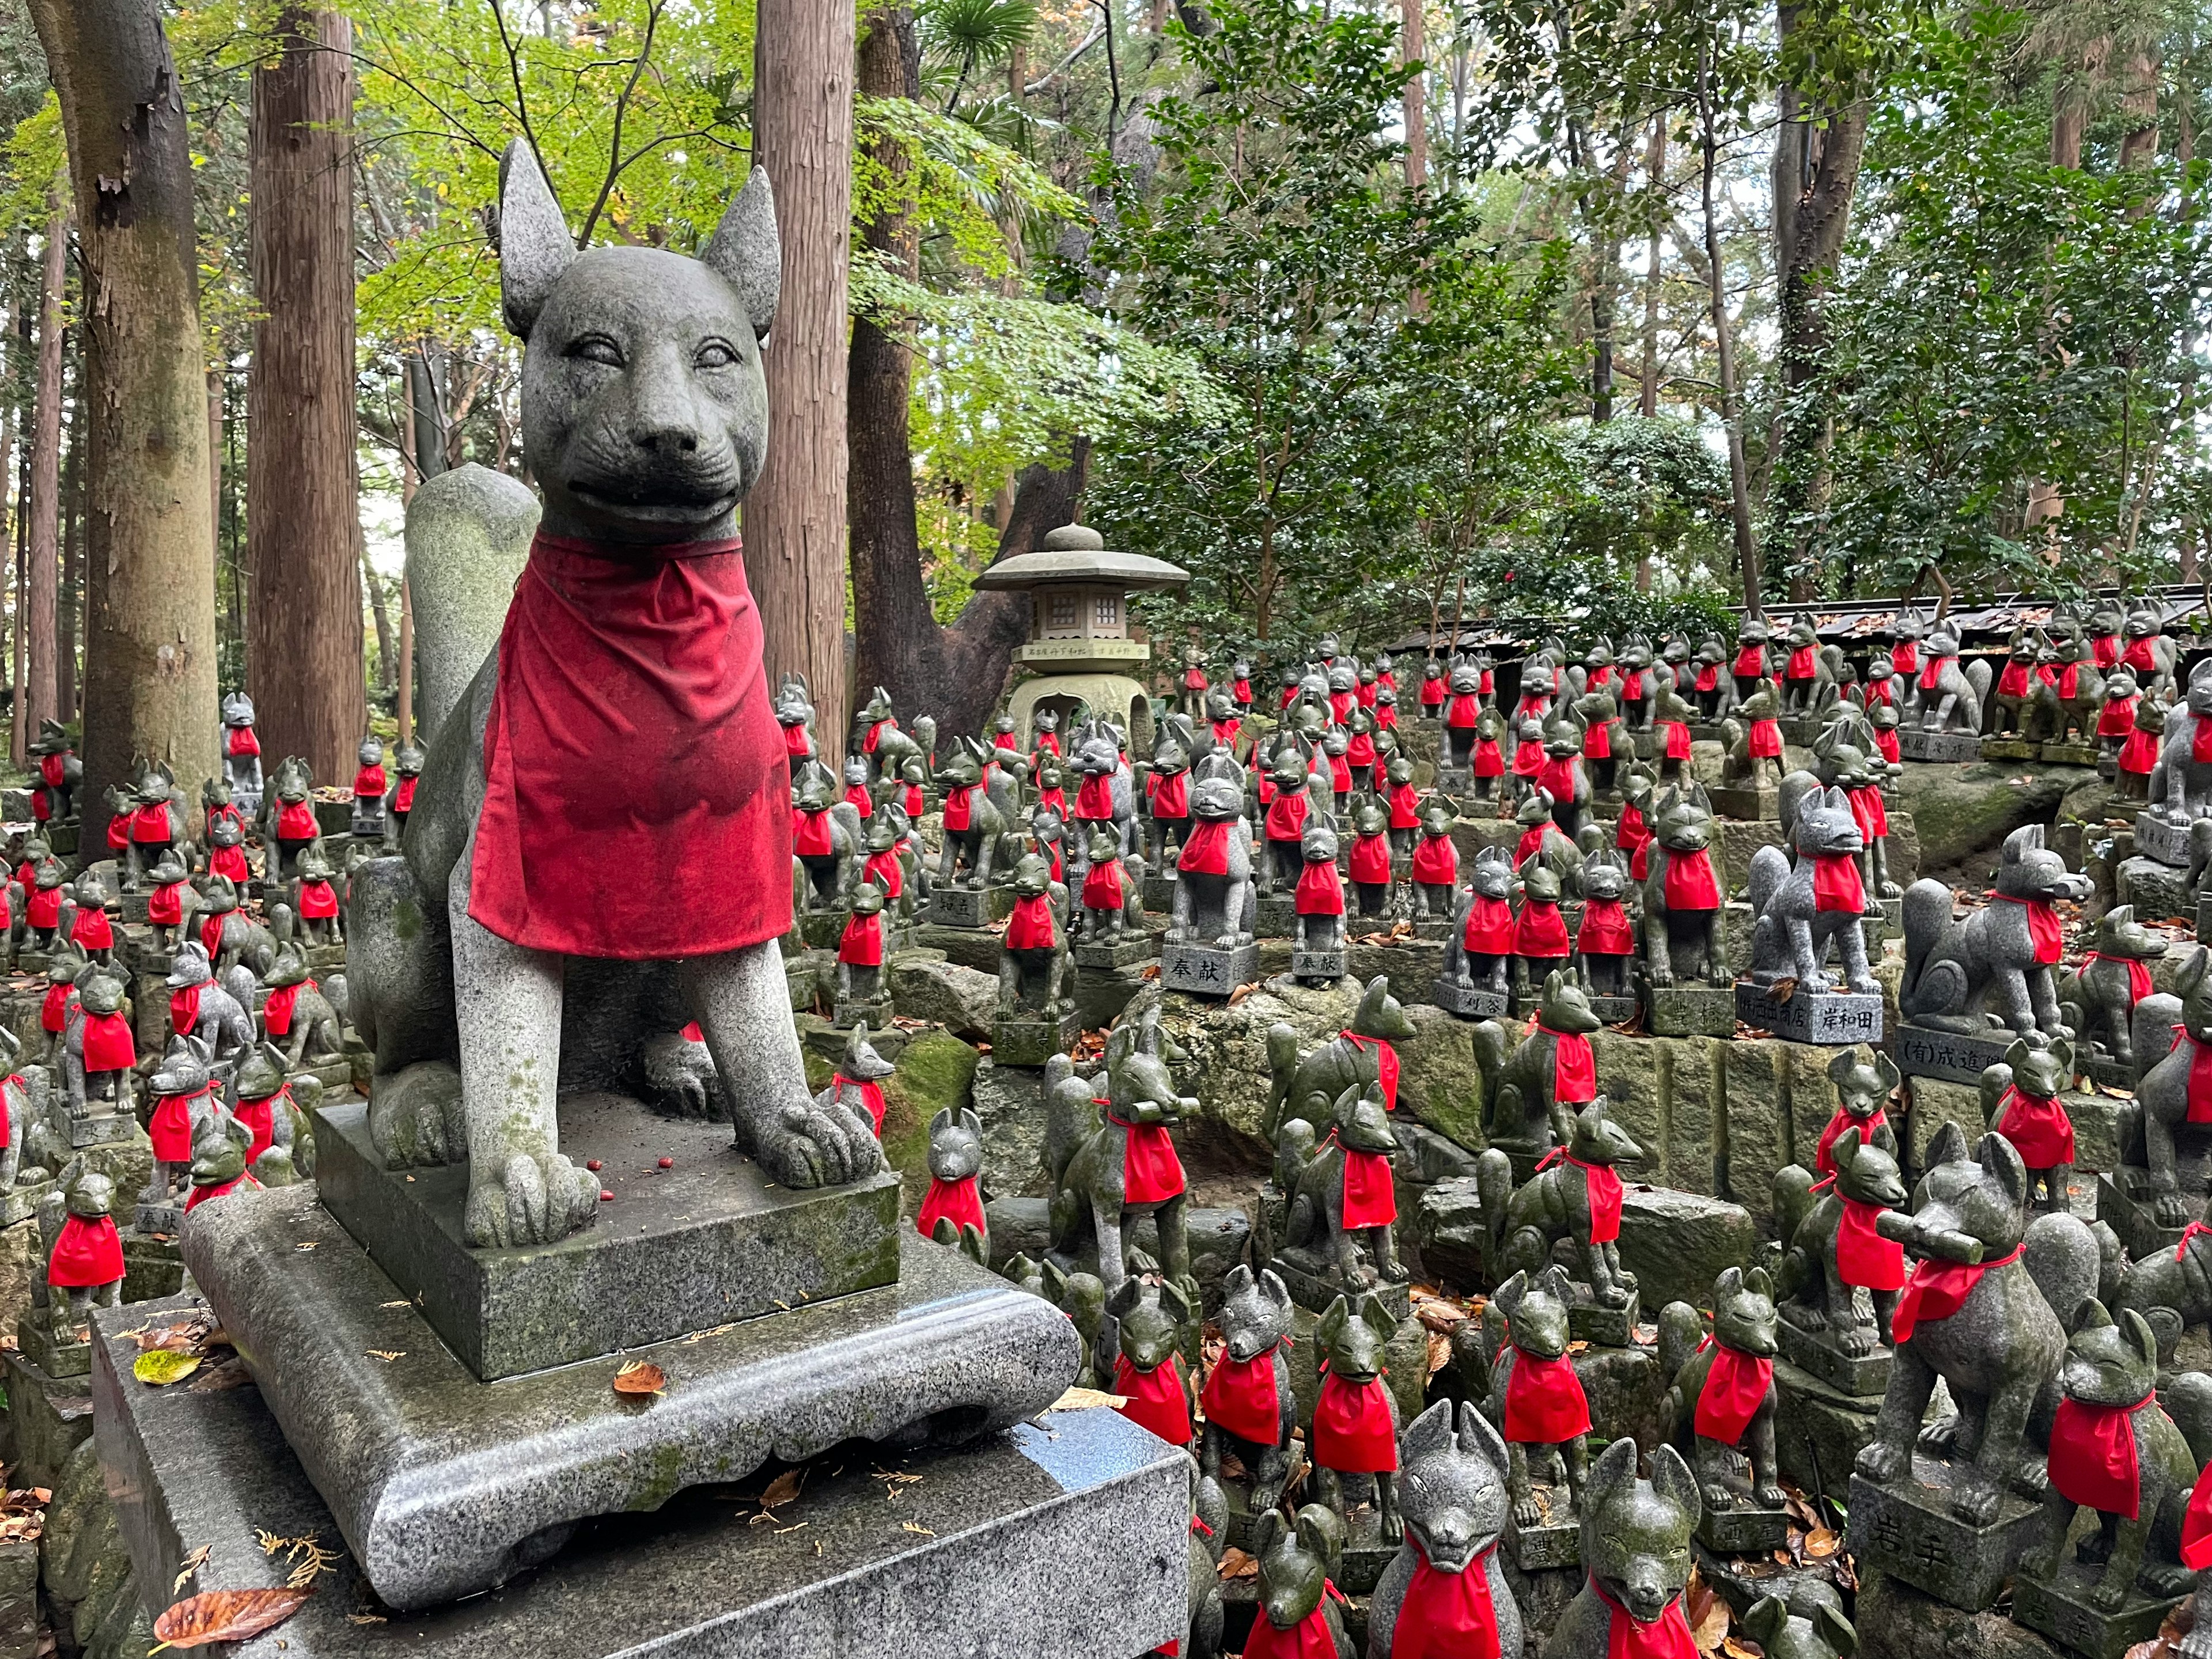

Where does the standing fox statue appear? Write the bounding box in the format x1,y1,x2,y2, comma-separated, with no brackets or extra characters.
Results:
351,145,883,1246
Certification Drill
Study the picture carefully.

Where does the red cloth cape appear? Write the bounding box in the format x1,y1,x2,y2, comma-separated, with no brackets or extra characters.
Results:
1243,1599,1340,1659
1463,896,1516,956
1350,834,1392,885
1339,1141,1396,1228
1816,1105,1886,1177
1892,642,1918,676
1892,1244,2023,1345
169,983,202,1038
149,881,185,926
1473,738,1503,776
1515,902,1570,960
1113,1353,1192,1446
299,878,338,919
264,979,317,1037
26,885,60,930
40,984,69,1034
2120,726,2161,772
1152,771,1190,820
863,849,904,899
1515,825,1547,866
354,764,388,797
916,1175,984,1238
1411,835,1457,886
80,1011,133,1073
1395,1543,1503,1659
1577,898,1635,956
1995,1084,2075,1166
1179,820,1233,875
227,726,260,757
276,800,317,840
2100,695,2140,738
200,910,230,959
1594,1581,1696,1659
1733,646,1764,677
1540,1147,1621,1242
1266,792,1309,842
834,1075,887,1136
1748,719,1783,759
467,531,790,959
1998,661,2032,698
1295,860,1344,916
148,1081,214,1163
1693,1338,1772,1444
2050,1394,2156,1519
1991,893,2062,964
48,1214,124,1289
236,1085,286,1162
1662,849,1719,910
131,802,172,844
187,1172,262,1214
211,844,250,884
1785,646,1816,680
1584,722,1612,761
1389,784,1422,829
1543,1027,1596,1103
71,908,112,951
1848,786,1889,841
1075,772,1117,821
1082,858,1126,910
2126,635,2160,672
1813,853,1866,914
1005,893,1056,950
1313,1367,1397,1472
1340,1032,1399,1110
2088,951,2154,1005
1112,1109,1186,1203
1834,1192,1907,1290
839,910,884,966
843,782,874,818
1202,1344,1284,1444
2183,1473,2212,1568
1503,1350,1590,1444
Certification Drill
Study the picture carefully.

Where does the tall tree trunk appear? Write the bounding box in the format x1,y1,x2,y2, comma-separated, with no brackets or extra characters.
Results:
247,5,361,781
1641,116,1665,419
24,196,65,751
750,0,855,765
29,0,221,811
57,362,78,726
362,522,393,695
1401,0,1426,190
1589,136,1634,421
1696,32,1760,616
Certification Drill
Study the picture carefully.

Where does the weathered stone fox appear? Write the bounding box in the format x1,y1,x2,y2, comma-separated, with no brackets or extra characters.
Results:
1168,752,1255,949
1659,1267,1784,1513
1368,1400,1521,1659
1747,783,1877,993
1541,1437,1702,1659
1899,824,2090,1038
1480,1097,1641,1310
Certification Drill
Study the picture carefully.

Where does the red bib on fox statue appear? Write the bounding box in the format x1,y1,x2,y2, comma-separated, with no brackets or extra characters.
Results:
468,532,791,959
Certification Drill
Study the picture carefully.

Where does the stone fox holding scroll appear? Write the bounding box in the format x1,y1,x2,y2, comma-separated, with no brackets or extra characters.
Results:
347,145,882,1248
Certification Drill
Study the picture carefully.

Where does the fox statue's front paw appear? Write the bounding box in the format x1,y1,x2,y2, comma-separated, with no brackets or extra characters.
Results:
1855,1440,1909,1484
759,1093,886,1189
465,1152,599,1247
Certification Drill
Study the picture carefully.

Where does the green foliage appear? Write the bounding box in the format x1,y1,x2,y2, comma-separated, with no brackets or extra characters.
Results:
1548,415,1734,583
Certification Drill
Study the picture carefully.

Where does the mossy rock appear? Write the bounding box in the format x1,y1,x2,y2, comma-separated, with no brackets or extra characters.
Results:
1892,762,2072,874
881,1031,979,1205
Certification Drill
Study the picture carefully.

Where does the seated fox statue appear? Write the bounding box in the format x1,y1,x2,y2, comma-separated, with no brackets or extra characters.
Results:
350,143,884,1247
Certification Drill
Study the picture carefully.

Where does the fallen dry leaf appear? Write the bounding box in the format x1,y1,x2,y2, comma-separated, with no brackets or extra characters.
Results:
1228,984,1255,1006
759,1469,803,1509
1722,1638,1764,1659
151,1587,311,1649
900,1521,934,1536
1050,1386,1128,1411
1685,1566,1728,1653
134,1351,202,1387
613,1361,666,1396
172,1546,211,1593
1426,1331,1453,1377
1218,1547,1260,1581
1805,1527,1839,1558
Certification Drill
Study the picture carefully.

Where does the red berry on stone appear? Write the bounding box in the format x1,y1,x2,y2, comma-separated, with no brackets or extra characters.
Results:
587,1160,603,1172
600,1189,615,1203
658,1157,675,1170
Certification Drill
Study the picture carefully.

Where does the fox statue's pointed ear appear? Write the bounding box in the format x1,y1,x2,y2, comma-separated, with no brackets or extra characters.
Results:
497,141,576,338
702,168,781,345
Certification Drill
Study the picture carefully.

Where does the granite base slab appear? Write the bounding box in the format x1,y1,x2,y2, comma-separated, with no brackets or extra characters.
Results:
2010,1560,2182,1659
1585,993,1638,1024
1696,1497,1790,1556
925,885,1014,929
1847,1455,2042,1611
1073,930,1160,971
1432,979,1508,1019
2044,742,2101,767
178,1192,1082,1609
1899,730,1984,763
1645,984,1736,1037
1161,941,1257,997
833,991,893,1031
1708,785,1779,823
1505,1499,1580,1570
2,1347,89,1490
1896,1023,2016,1086
991,1011,1078,1069
1290,945,1346,983
1271,1252,1411,1322
795,910,849,950
94,1297,1179,1654
1568,1287,1638,1347
1979,737,2040,763
1736,983,1883,1045
1255,894,1298,938
1777,1313,1889,1397
2097,1172,2190,1262
1141,873,1179,914
312,1094,901,1380
2134,809,2195,868
2078,1052,2133,1092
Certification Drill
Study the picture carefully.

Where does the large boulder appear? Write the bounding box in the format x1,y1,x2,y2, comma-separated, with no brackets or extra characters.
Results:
888,955,998,1041
1892,760,2071,875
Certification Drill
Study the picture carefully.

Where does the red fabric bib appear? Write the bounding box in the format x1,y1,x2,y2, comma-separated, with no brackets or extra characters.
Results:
1537,756,1580,806
187,1172,262,1214
1584,722,1612,761
2053,662,2080,699
1515,902,1570,960
1339,1141,1397,1228
105,816,128,853
131,802,172,844
1919,656,1945,691
843,782,874,818
2092,635,2120,669
2126,635,2160,672
862,718,895,755
200,910,230,959
1389,783,1422,829
1327,753,1351,793
1296,860,1344,916
1832,1190,1907,1290
1503,1350,1590,1444
2050,1394,2155,1519
1615,804,1650,855
1539,1147,1621,1241
1035,733,1062,756
1331,691,1356,723
1995,1084,2076,1166
1074,772,1117,821
1514,825,1547,866
48,1213,124,1289
1512,741,1543,779
1991,893,2062,964
1463,895,1516,955
1376,703,1399,730
1891,642,1918,676
1577,899,1635,956
2119,726,2162,773
71,908,112,951
1152,771,1190,820
1815,1105,1886,1177
1244,1599,1342,1659
37,752,65,787
838,911,884,967
1733,646,1764,677
834,1075,887,1135
1266,791,1309,842
1313,1367,1397,1472
1595,1582,1696,1659
211,844,250,884
782,721,812,758
1847,786,1889,841
1544,1027,1596,1102
1693,1338,1772,1443
1813,853,1865,914
1395,1544,1503,1659
1179,820,1233,875
863,849,904,899
235,1086,283,1162
903,783,925,816
1112,1109,1187,1203
148,1080,214,1163
26,885,62,930
149,881,186,926
40,984,70,1034
1892,1244,2023,1345
81,1012,134,1074
1113,1353,1192,1446
354,764,388,798
227,725,260,757
1340,1032,1399,1110
2193,718,2212,766
276,800,317,840
1867,677,1893,707
1082,859,1126,910
1786,646,1816,680
1662,849,1719,910
2183,1473,2212,1569
1350,834,1392,885
2088,951,2154,1004
939,784,976,832
1876,728,1900,763
1210,718,1241,747
1201,1344,1283,1445
1411,835,1457,886
915,1175,984,1239
299,878,338,919
169,983,203,1038
1748,719,1782,759
1473,738,1503,777
264,979,317,1037
1005,893,1057,950
1998,661,2032,698
467,532,789,959
1695,664,1718,692
1422,677,1446,706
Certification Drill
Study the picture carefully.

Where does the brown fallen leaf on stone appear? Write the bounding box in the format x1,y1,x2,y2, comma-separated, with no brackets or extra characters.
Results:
759,1469,803,1509
613,1361,666,1396
1721,1637,1763,1658
1805,1526,1839,1558
1049,1386,1128,1411
151,1586,311,1649
1217,1547,1259,1581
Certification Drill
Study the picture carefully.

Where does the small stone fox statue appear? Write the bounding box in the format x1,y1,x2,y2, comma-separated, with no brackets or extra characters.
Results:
1774,1125,1908,1353
1738,1589,1857,1659
164,942,256,1065
1106,1271,1197,1452
935,737,1020,890
1047,1003,1198,1298
997,851,1071,1019
1291,822,1345,961
2022,1299,2208,1612
36,1166,122,1347
143,845,195,952
262,935,345,1068
185,1110,263,1215
1747,783,1877,994
66,965,135,1118
1278,1081,1403,1293
1248,1506,1356,1659
789,757,861,915
1541,1437,1702,1659
1899,823,2091,1039
1572,848,1636,999
1310,1292,1404,1544
1482,1266,1592,1529
1480,1097,1641,1311
1264,976,1416,1136
1408,793,1460,919
143,1035,224,1213
1168,752,1255,949
835,877,891,1014
1980,1032,2075,1214
1198,1264,1296,1517
233,1040,316,1186
2139,944,2212,1226
1344,791,1397,921
1076,821,1145,942
1368,1400,1521,1659
2059,904,2164,1071
1639,782,1729,987
1659,1267,1785,1514
810,1020,892,1139
1472,969,1601,1157
1444,847,1516,999
914,1104,986,1249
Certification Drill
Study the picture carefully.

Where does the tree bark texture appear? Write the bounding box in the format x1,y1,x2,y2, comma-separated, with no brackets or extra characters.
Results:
28,0,218,813
1697,35,1760,617
1401,0,1426,190
25,198,64,746
246,5,362,782
1641,115,1664,418
58,378,78,725
749,0,855,764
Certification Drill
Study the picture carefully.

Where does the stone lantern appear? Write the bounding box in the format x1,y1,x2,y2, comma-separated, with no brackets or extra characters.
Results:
974,523,1190,749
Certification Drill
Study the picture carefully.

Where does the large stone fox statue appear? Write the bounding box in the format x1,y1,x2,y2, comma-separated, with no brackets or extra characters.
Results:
349,145,883,1248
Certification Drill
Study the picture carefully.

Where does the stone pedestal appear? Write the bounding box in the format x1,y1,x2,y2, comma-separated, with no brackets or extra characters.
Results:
1644,984,1736,1037
1,1347,89,1490
1140,872,1178,915
1896,1023,2014,1086
2134,809,2194,868
991,1011,1078,1069
2097,1171,2188,1263
94,1295,1180,1655
1436,766,1472,794
1773,1359,1877,1509
1979,737,2040,763
312,1094,902,1381
1073,930,1160,971
2118,853,2192,922
1270,1252,1411,1324
1161,941,1257,997
1255,893,1297,938
1585,993,1638,1024
1709,784,1779,823
179,1196,1085,1611
1696,1495,1790,1557
1776,1312,1889,1397
796,909,850,951
1504,1495,1580,1570
925,885,1014,930
2010,1562,2182,1659
1290,944,1346,983
1847,1455,2043,1612
1567,1286,1638,1348
14,1306,87,1380
1433,979,1508,1020
1736,983,1883,1046
1898,729,1984,763
832,990,893,1031
2043,741,2101,767
134,1199,184,1238
2199,892,2212,944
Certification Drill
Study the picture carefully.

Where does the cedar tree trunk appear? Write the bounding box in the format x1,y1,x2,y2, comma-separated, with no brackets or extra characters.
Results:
24,196,64,745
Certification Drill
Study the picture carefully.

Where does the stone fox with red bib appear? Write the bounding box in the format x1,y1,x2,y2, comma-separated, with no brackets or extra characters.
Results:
1897,825,2091,1039
346,144,882,1248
